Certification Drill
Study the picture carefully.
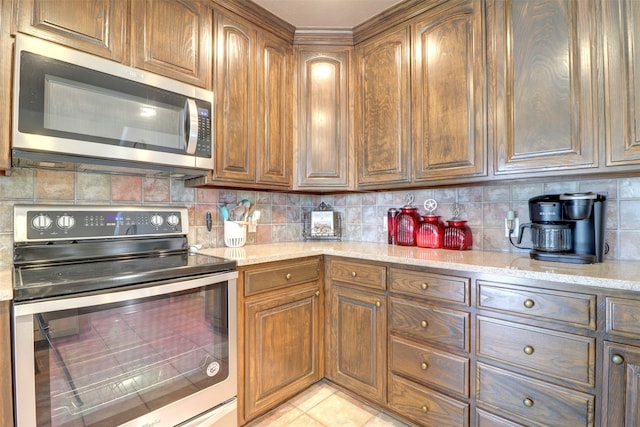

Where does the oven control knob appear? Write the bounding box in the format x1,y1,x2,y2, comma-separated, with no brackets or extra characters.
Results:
166,214,180,227
150,214,164,227
57,215,75,230
32,214,53,230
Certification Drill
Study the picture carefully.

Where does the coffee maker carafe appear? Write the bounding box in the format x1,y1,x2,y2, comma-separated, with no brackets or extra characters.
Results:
517,192,607,264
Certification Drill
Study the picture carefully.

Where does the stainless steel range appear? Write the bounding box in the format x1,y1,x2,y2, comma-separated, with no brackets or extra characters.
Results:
11,205,238,427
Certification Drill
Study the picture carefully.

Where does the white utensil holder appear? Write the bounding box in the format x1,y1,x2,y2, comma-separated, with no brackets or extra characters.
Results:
224,220,247,247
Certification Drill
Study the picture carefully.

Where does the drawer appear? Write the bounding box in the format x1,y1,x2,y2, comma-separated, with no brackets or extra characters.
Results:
390,335,469,396
389,374,469,427
476,363,595,427
244,258,321,296
475,409,524,427
390,297,469,352
477,316,595,386
328,259,386,290
606,297,640,338
477,280,596,328
389,268,470,305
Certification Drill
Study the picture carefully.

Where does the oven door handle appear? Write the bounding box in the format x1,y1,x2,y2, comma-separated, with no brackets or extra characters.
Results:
13,270,238,315
184,98,198,155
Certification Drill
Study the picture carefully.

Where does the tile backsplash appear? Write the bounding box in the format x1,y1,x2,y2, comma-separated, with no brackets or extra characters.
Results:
1,168,639,266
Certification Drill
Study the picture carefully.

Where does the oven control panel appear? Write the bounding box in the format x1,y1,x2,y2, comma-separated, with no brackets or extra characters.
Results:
14,205,189,242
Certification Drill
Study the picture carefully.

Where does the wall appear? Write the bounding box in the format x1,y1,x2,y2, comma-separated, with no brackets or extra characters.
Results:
1,167,639,266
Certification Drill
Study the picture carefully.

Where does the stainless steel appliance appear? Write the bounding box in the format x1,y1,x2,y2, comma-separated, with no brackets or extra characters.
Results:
12,34,213,177
517,192,607,264
12,205,238,427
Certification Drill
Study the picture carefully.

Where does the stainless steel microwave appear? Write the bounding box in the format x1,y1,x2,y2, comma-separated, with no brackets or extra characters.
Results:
12,34,214,177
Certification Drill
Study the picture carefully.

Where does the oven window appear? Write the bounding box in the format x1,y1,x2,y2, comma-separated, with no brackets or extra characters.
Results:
32,283,229,427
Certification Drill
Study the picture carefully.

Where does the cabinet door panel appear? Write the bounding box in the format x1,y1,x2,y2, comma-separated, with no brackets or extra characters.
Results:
356,27,411,187
603,0,640,165
245,284,321,418
489,0,597,174
131,0,211,88
413,0,486,181
296,47,352,189
328,285,386,403
16,0,126,61
215,14,256,182
257,33,291,186
602,341,640,426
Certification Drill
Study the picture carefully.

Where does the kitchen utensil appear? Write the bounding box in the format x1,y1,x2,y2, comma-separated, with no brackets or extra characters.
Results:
233,204,245,220
220,205,230,221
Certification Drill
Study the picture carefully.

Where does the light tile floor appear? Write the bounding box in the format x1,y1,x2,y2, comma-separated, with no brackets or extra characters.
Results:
244,380,413,427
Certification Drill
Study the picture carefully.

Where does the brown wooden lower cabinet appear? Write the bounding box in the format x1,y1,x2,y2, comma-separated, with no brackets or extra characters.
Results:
239,257,323,424
602,341,640,427
0,301,13,426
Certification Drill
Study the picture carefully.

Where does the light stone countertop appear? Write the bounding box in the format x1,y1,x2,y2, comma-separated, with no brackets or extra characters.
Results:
199,241,640,292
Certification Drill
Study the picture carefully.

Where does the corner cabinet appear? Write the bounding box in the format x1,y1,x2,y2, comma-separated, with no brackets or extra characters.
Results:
412,0,486,183
238,257,323,424
355,26,412,188
294,46,353,190
487,0,598,176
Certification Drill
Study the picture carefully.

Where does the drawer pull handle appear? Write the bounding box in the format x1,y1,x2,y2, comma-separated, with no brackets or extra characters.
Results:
375,301,381,308
612,354,624,365
286,273,292,280
421,405,428,413
351,271,357,277
421,283,429,290
421,320,429,328
420,362,428,370
523,398,534,408
523,345,535,355
524,299,535,309
315,291,320,297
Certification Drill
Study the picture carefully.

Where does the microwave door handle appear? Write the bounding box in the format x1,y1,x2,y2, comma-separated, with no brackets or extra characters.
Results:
184,98,198,155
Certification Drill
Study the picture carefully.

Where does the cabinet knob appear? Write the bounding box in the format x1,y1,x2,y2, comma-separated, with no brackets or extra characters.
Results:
375,301,381,308
612,354,624,365
421,405,428,413
285,273,292,280
421,283,429,290
523,299,535,309
421,320,429,328
523,398,534,408
523,345,535,355
351,271,357,277
420,362,428,371
315,291,320,297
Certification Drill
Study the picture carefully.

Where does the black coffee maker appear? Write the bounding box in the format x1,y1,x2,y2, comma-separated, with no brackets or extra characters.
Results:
517,192,607,264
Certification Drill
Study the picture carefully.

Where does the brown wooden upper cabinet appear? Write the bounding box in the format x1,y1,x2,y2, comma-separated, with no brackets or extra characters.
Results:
356,26,412,188
488,0,598,176
412,0,486,182
16,0,212,88
211,12,292,189
295,46,353,190
602,0,640,167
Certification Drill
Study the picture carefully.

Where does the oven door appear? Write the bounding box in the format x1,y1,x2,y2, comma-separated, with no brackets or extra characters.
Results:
13,271,237,427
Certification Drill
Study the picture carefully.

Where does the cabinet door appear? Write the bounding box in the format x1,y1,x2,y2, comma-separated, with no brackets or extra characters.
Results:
488,0,598,175
214,13,256,182
356,26,411,187
16,0,127,61
602,341,640,426
256,32,292,187
245,283,322,420
412,0,486,182
295,46,353,190
0,301,12,425
602,0,640,166
327,284,387,403
131,0,212,88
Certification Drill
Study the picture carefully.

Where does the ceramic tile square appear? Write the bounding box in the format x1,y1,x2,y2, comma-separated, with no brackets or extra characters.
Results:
457,186,483,202
219,190,238,204
0,168,34,199
76,172,111,201
543,181,579,194
36,169,75,200
578,179,617,199
511,183,544,201
141,177,169,202
170,179,195,203
483,185,510,202
620,177,640,199
288,381,337,412
196,187,218,203
347,193,363,206
619,200,640,229
362,193,377,205
305,391,378,427
111,176,142,201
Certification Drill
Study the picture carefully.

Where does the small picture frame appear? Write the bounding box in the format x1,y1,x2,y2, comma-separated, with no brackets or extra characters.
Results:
303,202,342,241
